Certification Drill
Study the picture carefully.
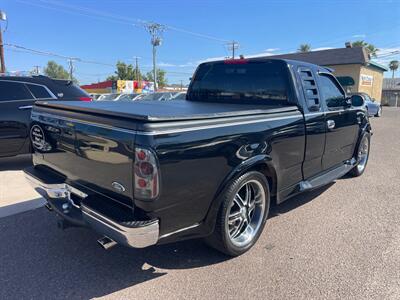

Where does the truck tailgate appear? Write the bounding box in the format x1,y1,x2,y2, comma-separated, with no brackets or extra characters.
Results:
31,109,135,207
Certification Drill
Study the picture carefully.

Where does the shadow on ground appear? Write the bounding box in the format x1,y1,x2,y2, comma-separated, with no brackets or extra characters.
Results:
0,181,335,299
0,208,228,299
269,183,334,217
0,154,32,171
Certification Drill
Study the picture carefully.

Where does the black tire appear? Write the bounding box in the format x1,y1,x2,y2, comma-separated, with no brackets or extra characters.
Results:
205,171,270,256
375,106,382,117
349,132,371,177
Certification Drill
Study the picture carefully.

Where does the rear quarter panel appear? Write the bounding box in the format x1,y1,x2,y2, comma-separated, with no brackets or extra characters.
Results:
135,111,305,235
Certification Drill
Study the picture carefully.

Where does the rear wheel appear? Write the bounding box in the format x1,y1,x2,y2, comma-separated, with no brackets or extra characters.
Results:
349,132,370,177
206,171,270,256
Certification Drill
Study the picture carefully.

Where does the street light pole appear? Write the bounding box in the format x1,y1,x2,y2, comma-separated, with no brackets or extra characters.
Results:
0,10,7,73
0,25,5,73
143,22,164,91
152,42,157,91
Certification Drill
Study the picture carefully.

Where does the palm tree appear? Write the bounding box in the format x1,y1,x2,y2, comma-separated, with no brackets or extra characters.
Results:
389,60,399,78
298,44,311,53
351,40,379,58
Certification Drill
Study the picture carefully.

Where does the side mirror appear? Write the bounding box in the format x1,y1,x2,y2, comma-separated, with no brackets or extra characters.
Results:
350,94,364,107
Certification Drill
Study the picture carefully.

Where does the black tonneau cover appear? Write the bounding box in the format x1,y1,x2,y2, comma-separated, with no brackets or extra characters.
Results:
35,100,298,122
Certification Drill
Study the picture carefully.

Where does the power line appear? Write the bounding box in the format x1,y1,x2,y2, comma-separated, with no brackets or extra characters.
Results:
4,43,115,67
19,0,231,44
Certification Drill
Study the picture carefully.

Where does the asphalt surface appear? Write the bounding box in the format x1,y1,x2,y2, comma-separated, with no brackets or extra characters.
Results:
0,108,399,300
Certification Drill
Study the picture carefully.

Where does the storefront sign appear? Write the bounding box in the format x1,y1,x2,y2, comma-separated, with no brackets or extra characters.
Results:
360,74,373,86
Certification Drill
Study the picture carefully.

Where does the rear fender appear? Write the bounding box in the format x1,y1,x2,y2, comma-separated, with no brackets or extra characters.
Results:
353,120,371,158
203,154,277,234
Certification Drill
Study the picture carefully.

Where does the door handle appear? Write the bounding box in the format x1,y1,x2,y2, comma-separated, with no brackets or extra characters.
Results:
18,105,33,110
327,120,335,130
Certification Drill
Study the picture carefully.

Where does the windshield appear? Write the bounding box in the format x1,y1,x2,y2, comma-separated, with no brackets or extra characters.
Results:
140,93,171,101
172,92,186,100
118,94,138,101
188,60,291,105
98,94,119,101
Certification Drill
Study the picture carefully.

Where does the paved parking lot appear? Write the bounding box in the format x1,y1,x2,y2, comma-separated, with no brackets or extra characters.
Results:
0,108,399,300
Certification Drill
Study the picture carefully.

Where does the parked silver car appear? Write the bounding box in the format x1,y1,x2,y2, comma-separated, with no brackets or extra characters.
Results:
97,93,120,101
349,92,382,117
136,92,176,101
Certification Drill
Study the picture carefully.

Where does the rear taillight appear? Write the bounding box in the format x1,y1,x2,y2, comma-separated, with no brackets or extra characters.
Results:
134,147,160,199
79,97,92,102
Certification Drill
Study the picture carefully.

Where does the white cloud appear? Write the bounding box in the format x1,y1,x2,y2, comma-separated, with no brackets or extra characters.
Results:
246,52,277,58
178,62,196,67
158,62,177,67
352,34,367,38
155,61,197,68
265,48,280,52
197,56,228,64
198,50,280,63
311,47,333,51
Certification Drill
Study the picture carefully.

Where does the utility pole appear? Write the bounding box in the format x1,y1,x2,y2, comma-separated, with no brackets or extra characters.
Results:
134,56,141,89
33,65,40,75
67,58,77,81
143,22,165,91
135,56,139,81
68,59,73,81
0,27,5,73
180,80,183,91
0,10,7,73
226,40,239,59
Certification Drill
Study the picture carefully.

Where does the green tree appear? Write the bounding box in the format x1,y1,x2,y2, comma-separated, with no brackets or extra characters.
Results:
143,68,167,88
298,44,311,53
351,40,379,58
43,60,70,80
107,61,142,81
389,60,399,78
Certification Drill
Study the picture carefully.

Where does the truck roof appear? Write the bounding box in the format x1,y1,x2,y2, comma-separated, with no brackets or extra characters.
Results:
198,57,329,73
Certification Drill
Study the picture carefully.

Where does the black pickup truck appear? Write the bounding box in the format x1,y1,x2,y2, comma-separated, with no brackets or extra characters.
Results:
25,58,370,256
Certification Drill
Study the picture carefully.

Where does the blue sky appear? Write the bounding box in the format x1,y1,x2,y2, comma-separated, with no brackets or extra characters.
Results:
2,0,400,84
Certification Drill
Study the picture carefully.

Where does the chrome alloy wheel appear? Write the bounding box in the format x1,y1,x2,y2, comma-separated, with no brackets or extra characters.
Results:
357,135,369,173
226,180,266,247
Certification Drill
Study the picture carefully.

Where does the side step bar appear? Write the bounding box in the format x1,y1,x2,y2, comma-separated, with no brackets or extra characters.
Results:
300,159,356,192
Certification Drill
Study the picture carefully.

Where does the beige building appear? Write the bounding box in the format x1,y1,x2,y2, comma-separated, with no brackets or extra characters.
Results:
270,46,387,101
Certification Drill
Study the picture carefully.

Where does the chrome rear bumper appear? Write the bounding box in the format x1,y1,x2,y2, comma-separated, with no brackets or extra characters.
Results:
25,170,159,248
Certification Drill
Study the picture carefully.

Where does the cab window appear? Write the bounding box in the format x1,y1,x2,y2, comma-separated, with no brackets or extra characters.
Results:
188,60,291,106
318,74,346,108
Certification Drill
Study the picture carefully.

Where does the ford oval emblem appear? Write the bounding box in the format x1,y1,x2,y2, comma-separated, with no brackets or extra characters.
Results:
112,182,126,193
30,125,46,151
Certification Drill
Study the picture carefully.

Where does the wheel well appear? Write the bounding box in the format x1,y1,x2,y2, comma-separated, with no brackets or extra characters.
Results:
203,162,278,235
251,164,277,199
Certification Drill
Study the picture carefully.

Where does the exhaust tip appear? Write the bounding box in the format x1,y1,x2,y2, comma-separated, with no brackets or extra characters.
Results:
97,236,117,250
